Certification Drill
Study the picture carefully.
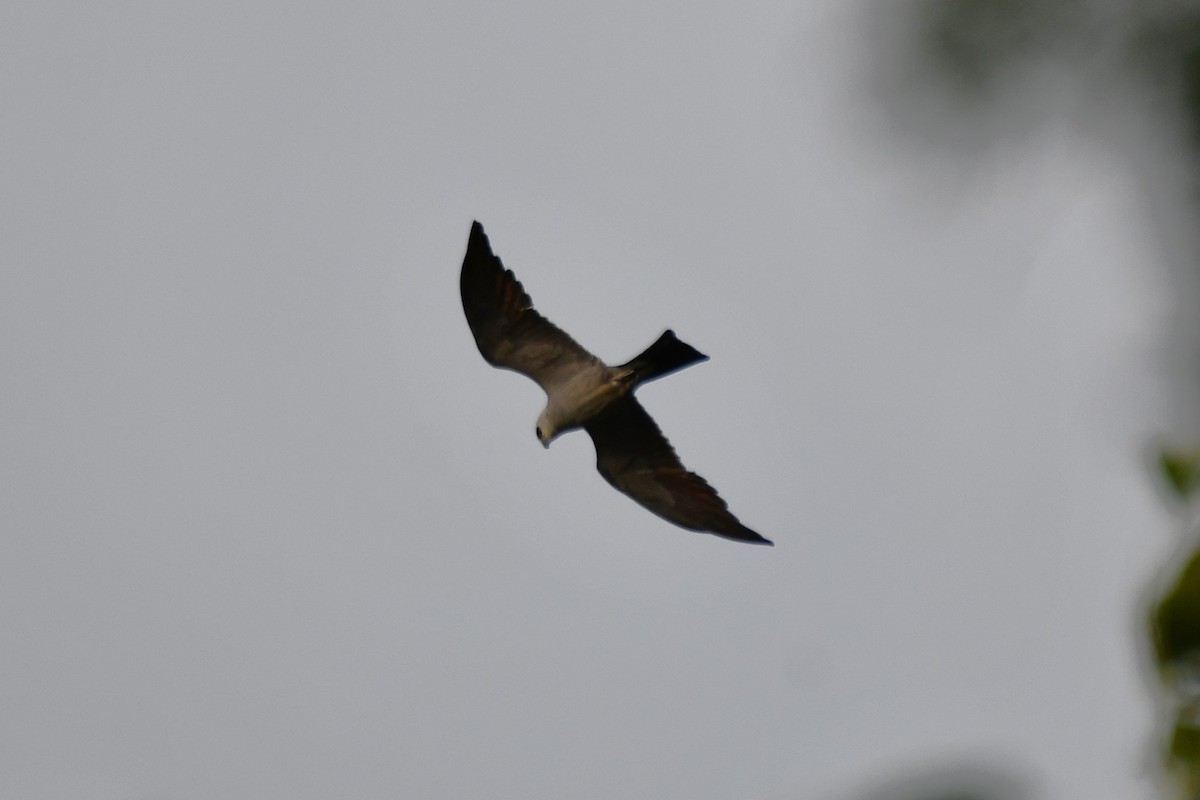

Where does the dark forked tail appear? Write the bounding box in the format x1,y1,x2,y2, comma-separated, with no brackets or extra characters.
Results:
622,330,708,386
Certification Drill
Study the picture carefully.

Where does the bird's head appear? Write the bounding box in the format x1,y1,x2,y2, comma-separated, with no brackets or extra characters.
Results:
535,411,557,449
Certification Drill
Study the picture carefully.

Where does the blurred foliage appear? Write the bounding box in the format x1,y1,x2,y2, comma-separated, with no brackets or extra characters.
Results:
1169,708,1200,799
1153,550,1200,668
894,2,1200,798
850,762,1031,800
1175,712,1200,765
914,0,1082,93
1127,8,1200,142
1161,450,1200,499
1153,550,1200,798
913,0,1200,139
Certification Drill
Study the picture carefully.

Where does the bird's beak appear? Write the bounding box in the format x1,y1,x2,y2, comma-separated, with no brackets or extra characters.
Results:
541,440,550,450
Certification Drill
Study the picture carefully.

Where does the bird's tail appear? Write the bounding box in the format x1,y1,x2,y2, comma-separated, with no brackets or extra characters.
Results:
623,330,709,386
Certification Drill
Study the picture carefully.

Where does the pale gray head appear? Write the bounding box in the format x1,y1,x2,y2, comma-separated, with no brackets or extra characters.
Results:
535,409,557,449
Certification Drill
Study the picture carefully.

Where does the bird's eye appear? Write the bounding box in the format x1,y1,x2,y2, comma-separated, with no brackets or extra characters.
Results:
536,426,543,439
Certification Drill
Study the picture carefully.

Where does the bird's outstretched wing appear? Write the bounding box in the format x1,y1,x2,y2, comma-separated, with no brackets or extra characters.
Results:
461,221,599,393
585,397,772,545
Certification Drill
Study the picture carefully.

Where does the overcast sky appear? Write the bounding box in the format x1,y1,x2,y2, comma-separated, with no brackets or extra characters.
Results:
0,3,1186,799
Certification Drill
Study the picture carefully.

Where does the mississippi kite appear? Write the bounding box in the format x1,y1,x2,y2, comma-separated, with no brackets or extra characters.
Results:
460,221,771,546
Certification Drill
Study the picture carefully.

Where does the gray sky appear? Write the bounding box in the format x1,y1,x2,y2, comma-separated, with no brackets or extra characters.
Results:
0,3,1181,799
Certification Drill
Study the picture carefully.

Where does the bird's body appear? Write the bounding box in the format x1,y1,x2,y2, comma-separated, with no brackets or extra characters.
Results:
460,221,771,546
538,363,631,440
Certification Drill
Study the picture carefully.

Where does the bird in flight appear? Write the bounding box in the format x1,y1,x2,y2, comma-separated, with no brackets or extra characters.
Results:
460,222,771,546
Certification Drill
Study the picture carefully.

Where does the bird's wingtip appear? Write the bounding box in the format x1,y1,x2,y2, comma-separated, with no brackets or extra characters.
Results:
466,221,493,256
717,526,773,546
